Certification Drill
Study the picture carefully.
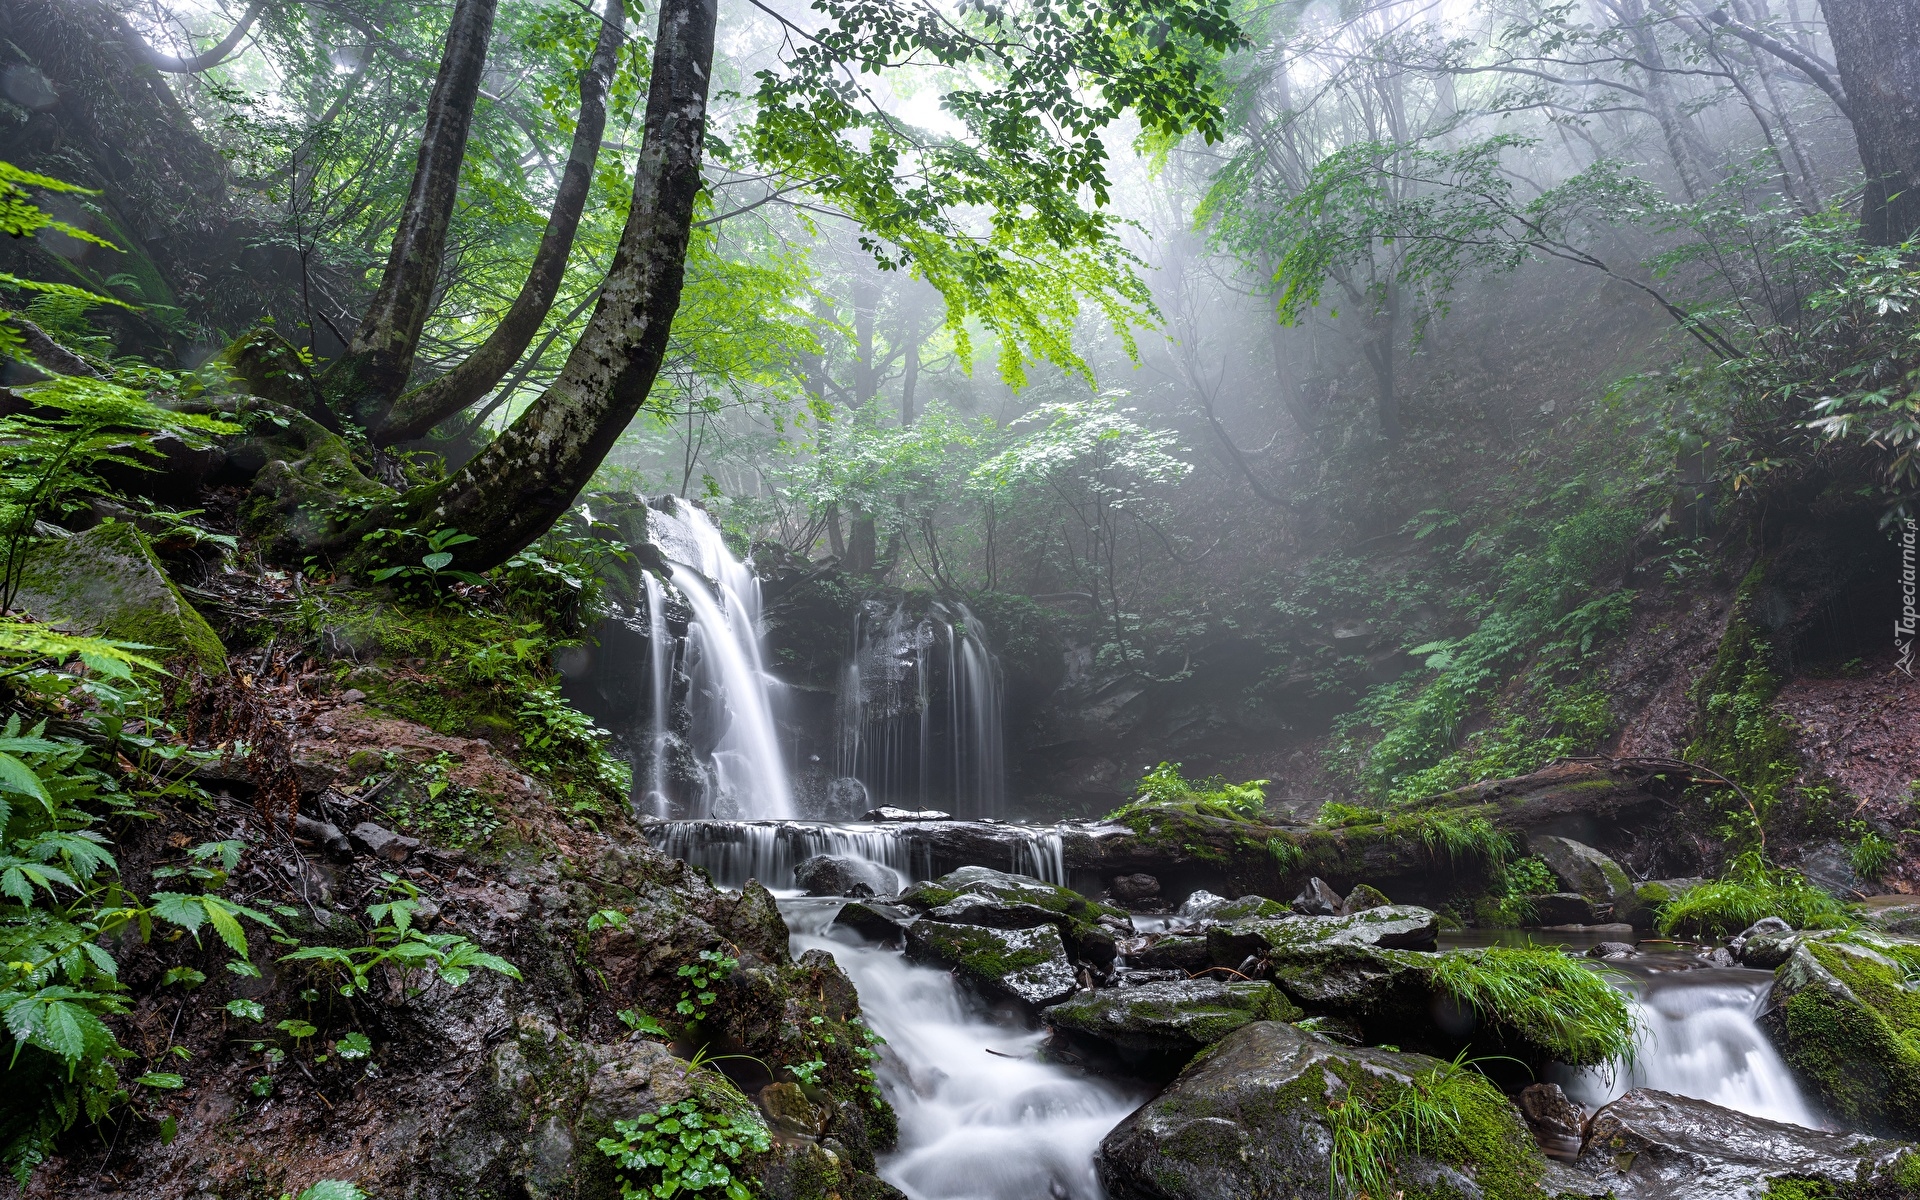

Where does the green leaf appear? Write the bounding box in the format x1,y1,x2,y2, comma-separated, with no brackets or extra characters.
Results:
135,1072,184,1089
335,1031,372,1059
226,999,267,1022
421,552,454,571
0,751,50,805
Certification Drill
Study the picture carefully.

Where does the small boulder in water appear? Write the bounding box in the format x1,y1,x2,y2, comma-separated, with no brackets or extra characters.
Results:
831,900,916,944
1176,889,1229,919
1208,894,1290,922
794,854,897,898
1728,915,1793,963
1531,892,1599,926
1211,904,1441,962
1290,876,1345,916
928,892,1063,931
1519,1081,1586,1142
1566,1089,1912,1196
1109,872,1162,903
1586,941,1638,960
861,806,951,822
1130,934,1211,972
905,920,1078,1007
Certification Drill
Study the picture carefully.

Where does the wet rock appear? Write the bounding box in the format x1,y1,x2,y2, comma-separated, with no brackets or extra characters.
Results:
1342,883,1391,913
350,821,420,863
1207,905,1440,965
1177,890,1228,919
1129,934,1211,973
1587,941,1638,959
1207,894,1290,922
861,806,951,822
926,892,1063,930
1796,839,1866,899
904,920,1079,1007
1558,1088,1913,1198
1727,915,1792,964
1291,1014,1363,1044
901,865,1124,963
831,900,916,944
1109,873,1162,903
1530,892,1598,926
1045,980,1299,1060
1097,1020,1545,1200
1761,932,1920,1137
1529,834,1638,923
795,854,897,898
1289,876,1344,916
1519,1081,1586,1141
759,1081,827,1136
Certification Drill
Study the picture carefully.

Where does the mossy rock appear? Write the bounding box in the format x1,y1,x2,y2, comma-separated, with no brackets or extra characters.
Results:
904,919,1078,1007
10,521,226,673
1044,979,1301,1057
900,865,1125,961
1206,906,1440,965
1763,934,1920,1138
1098,1020,1546,1200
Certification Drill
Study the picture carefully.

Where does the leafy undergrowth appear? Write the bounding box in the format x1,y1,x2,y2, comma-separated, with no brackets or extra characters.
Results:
1658,851,1854,937
1107,761,1271,823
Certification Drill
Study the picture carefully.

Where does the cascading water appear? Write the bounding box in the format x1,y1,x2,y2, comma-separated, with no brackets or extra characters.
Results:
837,598,1006,818
1553,960,1821,1128
648,819,1066,889
638,569,674,818
785,898,1141,1200
644,499,794,819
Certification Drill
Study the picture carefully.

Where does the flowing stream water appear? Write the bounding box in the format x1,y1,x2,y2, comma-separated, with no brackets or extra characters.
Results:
783,897,1141,1200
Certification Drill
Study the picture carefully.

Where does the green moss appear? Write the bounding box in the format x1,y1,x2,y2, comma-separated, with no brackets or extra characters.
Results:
1778,941,1920,1135
1763,1181,1837,1200
11,521,226,673
1324,1052,1546,1200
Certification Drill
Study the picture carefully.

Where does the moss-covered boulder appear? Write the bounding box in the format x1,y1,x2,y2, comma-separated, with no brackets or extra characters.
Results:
900,865,1126,964
1529,834,1640,924
1097,1020,1546,1200
905,919,1079,1007
1044,980,1300,1059
11,521,225,672
1205,905,1440,965
1555,1088,1917,1199
1762,933,1920,1137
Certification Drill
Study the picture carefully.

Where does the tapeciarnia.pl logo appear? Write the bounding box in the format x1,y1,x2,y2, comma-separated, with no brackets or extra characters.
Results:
1900,515,1916,678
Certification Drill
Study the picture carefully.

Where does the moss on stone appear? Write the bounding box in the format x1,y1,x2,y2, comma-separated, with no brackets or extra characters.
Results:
11,521,226,673
1775,939,1920,1137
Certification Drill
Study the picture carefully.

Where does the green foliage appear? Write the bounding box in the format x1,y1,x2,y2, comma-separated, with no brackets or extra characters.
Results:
597,1098,771,1200
1325,1053,1541,1200
279,875,520,998
674,950,736,1021
1851,832,1897,882
1489,856,1559,927
1426,947,1638,1066
1108,762,1269,822
374,752,501,849
1657,852,1853,937
515,685,629,813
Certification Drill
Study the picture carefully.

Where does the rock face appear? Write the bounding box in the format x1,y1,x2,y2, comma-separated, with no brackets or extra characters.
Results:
1761,933,1920,1137
1290,876,1344,916
904,919,1079,1007
1043,980,1299,1059
11,521,227,672
1109,872,1162,903
794,853,899,897
1097,1021,1545,1200
1552,1089,1915,1199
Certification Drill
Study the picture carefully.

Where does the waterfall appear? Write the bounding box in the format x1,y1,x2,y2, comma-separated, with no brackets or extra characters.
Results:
785,898,1141,1200
645,499,793,820
647,818,1069,890
1552,963,1821,1128
639,570,673,818
837,598,1006,818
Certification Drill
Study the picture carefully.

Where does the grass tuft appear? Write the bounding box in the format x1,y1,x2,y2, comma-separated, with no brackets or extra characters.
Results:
1656,852,1853,938
1426,947,1637,1066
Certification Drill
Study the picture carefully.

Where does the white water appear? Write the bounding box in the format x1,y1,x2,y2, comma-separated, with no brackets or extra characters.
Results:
838,599,1007,819
649,501,793,819
1553,964,1821,1128
784,899,1140,1200
639,570,673,818
647,819,1067,889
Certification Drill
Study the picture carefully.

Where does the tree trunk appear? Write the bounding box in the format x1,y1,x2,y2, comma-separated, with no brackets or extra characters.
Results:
396,0,718,571
373,1,625,446
1819,0,1920,245
326,0,499,425
900,340,920,425
852,274,879,405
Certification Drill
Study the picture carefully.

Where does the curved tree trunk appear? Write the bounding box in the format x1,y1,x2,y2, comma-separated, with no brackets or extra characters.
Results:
138,0,266,73
325,0,499,426
1819,0,1920,245
373,1,626,447
378,0,716,572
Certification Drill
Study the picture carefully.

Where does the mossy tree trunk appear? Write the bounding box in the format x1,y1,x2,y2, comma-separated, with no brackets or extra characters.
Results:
324,0,499,427
1818,0,1920,245
351,0,717,572
372,2,627,447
